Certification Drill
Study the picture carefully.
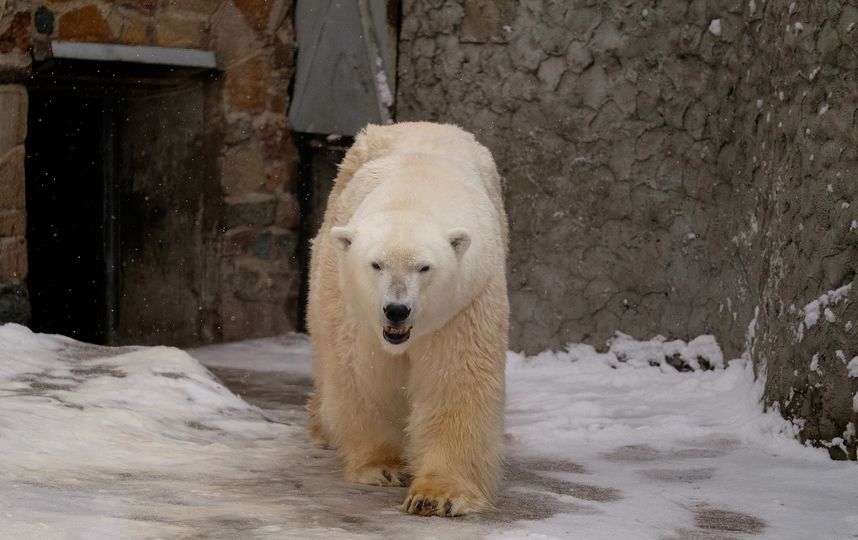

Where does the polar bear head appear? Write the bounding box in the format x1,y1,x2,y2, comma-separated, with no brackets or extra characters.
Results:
330,212,471,352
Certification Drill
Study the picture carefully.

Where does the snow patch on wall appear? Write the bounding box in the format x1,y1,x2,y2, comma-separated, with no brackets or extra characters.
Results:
708,18,722,36
848,357,858,378
795,283,852,342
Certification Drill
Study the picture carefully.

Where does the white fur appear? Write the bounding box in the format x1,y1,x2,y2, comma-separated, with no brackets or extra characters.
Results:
307,122,509,517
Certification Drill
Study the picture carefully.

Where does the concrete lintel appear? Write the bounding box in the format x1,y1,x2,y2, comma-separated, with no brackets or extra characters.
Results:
50,41,217,70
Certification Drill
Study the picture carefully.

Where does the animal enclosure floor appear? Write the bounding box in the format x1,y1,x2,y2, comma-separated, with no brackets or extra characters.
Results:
0,324,856,539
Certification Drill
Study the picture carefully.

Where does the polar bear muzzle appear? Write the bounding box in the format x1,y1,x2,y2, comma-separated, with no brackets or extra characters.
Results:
382,325,412,344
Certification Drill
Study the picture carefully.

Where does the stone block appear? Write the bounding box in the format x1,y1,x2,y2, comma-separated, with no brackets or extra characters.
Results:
120,17,149,45
0,146,25,210
219,292,294,341
565,41,593,73
222,142,265,196
154,15,206,49
226,57,267,114
58,5,111,43
224,193,277,229
460,0,516,44
274,193,300,229
165,0,220,15
0,85,26,156
233,0,274,31
222,226,263,257
0,11,31,53
211,1,261,68
271,229,298,260
264,159,297,192
258,119,294,160
0,284,29,324
232,258,298,301
225,115,254,145
0,51,31,79
119,0,156,13
0,209,25,236
271,27,295,70
0,236,26,282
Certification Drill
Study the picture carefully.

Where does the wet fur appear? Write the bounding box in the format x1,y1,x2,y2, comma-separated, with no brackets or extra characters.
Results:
307,122,509,516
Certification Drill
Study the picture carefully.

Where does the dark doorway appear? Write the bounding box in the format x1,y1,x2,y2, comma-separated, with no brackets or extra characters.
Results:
25,92,117,344
25,54,221,347
294,134,350,332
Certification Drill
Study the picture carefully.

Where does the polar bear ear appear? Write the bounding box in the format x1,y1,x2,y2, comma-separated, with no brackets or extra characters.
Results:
330,226,354,251
448,228,471,259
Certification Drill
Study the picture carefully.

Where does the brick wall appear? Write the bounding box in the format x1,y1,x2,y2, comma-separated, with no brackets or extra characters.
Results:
0,0,301,344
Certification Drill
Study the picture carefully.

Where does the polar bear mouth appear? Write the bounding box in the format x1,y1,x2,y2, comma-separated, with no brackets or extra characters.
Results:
383,325,412,345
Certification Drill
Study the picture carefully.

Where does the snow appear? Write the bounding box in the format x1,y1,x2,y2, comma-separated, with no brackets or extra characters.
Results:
2,324,857,539
848,357,858,378
374,56,394,115
708,19,722,36
809,353,823,375
796,283,852,342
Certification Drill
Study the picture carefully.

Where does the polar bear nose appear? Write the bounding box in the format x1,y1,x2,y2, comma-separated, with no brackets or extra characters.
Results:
383,303,411,324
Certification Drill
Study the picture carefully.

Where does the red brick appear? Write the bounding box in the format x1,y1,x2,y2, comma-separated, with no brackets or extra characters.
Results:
58,5,111,43
0,146,25,210
233,0,274,31
226,57,268,114
0,12,31,53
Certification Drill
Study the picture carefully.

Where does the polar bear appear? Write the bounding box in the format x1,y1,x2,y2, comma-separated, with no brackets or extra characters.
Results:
306,122,509,517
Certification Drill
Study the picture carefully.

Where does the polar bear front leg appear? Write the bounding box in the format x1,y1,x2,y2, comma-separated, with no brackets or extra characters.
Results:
401,329,506,516
319,366,410,487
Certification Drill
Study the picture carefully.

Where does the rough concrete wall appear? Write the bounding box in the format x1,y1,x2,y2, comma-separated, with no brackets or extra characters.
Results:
0,1,301,345
731,0,857,458
397,0,751,358
397,0,856,455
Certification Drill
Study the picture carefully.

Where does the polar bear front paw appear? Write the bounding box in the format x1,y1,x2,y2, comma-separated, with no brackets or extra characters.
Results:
346,463,410,487
400,477,486,517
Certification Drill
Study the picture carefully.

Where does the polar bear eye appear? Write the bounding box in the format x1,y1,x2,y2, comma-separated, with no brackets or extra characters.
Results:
418,265,431,273
371,262,382,271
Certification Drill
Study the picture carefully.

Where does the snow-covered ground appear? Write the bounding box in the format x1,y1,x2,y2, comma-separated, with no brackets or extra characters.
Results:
1,323,856,539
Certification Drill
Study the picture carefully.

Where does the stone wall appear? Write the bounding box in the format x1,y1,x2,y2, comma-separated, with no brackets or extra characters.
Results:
731,0,857,458
0,0,301,345
397,0,856,455
397,0,752,357
0,0,29,324
0,82,28,324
